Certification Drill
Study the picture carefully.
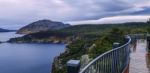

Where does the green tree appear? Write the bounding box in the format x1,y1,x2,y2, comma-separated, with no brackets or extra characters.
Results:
89,28,125,58
131,28,147,34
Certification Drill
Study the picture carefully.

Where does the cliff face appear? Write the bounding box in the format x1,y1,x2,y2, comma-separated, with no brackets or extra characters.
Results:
17,20,70,34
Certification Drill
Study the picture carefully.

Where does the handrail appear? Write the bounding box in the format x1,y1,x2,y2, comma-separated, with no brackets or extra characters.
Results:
79,36,131,73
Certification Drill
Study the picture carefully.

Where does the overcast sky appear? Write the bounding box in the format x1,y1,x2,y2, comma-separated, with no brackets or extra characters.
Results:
0,0,150,28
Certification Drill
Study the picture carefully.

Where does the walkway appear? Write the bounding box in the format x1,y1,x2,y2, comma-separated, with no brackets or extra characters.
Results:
129,39,150,73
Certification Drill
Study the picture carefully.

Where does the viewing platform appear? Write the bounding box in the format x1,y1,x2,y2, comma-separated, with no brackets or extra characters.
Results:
67,35,150,73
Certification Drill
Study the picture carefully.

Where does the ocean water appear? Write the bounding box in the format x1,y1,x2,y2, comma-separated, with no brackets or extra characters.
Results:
0,32,65,73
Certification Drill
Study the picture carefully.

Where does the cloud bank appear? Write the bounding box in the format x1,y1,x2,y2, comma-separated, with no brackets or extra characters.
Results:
69,15,150,25
0,0,150,27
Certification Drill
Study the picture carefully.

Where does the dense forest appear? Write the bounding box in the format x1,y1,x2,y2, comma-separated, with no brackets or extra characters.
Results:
8,21,150,73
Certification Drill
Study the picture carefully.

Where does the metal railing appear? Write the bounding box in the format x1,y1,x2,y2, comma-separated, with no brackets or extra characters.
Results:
79,36,131,73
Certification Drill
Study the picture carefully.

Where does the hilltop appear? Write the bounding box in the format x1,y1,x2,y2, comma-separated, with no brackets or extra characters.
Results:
17,20,70,34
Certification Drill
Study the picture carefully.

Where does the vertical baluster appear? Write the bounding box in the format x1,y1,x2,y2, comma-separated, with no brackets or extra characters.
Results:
94,62,97,73
104,55,107,73
107,53,111,73
110,52,112,73
124,46,127,69
112,50,115,73
98,58,101,73
127,44,130,64
115,50,117,73
109,52,111,73
120,48,123,72
97,60,99,73
121,47,123,70
102,56,104,73
125,45,129,66
95,62,97,73
122,47,125,70
104,55,106,73
116,50,118,73
116,49,119,73
114,51,117,73
101,57,103,73
107,54,110,73
118,48,120,73
100,58,103,73
89,66,91,73
105,55,107,73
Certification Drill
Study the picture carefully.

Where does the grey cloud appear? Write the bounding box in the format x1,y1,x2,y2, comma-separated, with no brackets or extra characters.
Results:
63,0,147,21
0,0,149,28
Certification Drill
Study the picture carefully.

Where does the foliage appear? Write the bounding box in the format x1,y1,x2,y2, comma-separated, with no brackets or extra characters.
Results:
131,28,148,34
52,38,96,73
89,28,125,58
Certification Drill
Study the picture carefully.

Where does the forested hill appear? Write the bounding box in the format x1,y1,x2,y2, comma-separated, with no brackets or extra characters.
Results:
8,22,150,43
17,20,70,34
57,22,149,35
23,22,150,37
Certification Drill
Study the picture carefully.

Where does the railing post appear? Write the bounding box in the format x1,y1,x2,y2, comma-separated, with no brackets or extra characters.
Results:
113,43,120,49
67,60,80,73
112,42,120,73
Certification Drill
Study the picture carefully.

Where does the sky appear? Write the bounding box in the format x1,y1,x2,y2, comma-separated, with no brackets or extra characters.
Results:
0,0,150,29
70,15,150,25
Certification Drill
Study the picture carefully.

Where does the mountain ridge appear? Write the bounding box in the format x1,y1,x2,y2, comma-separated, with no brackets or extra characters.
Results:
17,20,71,34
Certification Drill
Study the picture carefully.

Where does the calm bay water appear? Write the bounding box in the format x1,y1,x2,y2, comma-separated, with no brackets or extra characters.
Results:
0,32,66,73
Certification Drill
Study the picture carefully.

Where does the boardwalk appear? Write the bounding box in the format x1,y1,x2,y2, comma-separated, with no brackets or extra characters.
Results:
129,40,150,73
